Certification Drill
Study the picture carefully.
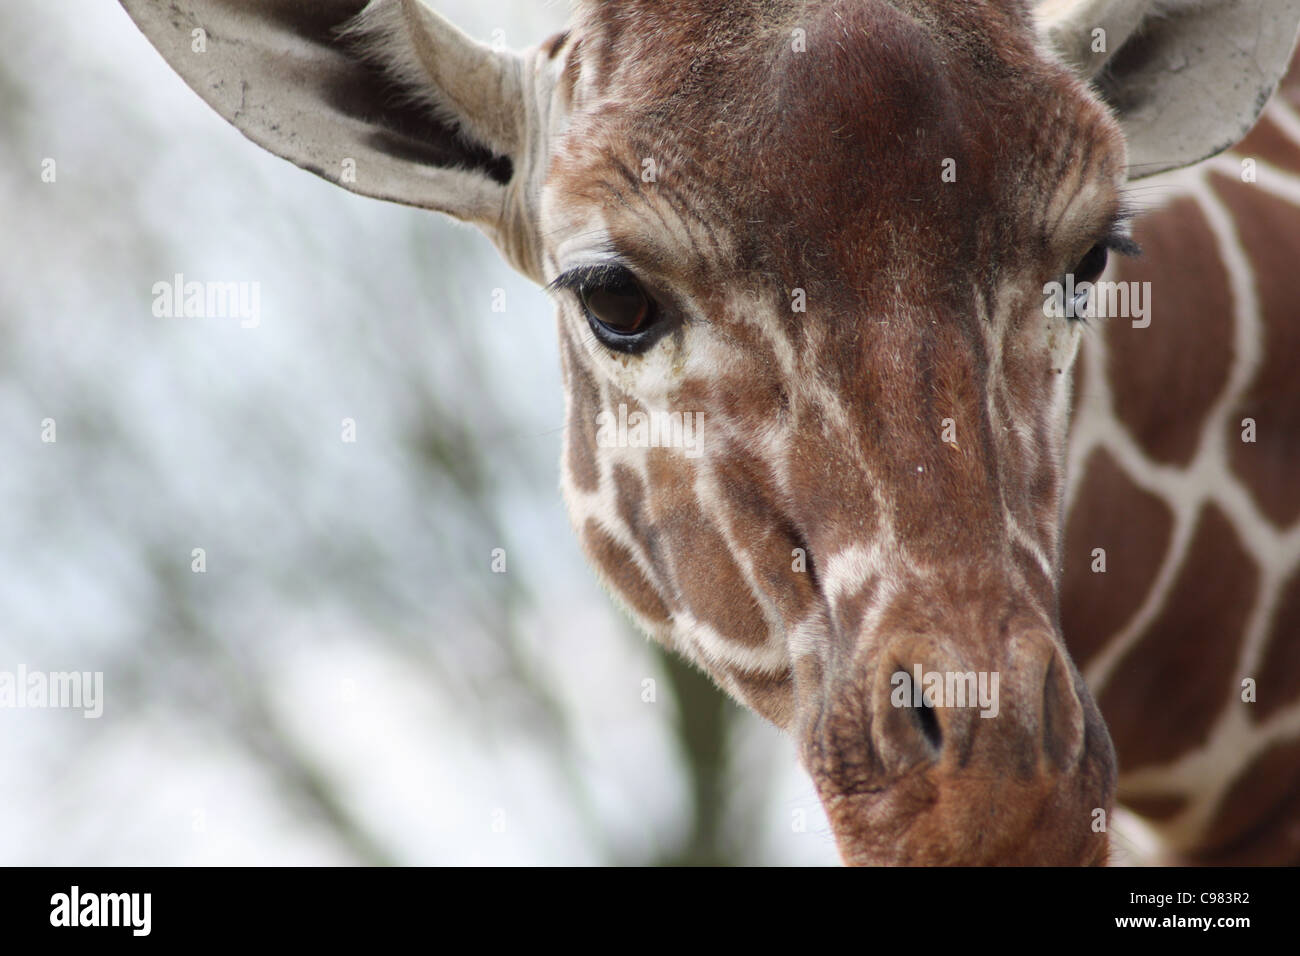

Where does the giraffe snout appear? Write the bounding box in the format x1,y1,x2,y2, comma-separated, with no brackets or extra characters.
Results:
870,630,1088,777
803,626,1116,864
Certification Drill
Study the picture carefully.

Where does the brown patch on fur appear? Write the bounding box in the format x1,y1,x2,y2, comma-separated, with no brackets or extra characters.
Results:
1012,536,1057,621
1252,563,1300,723
1105,198,1233,467
1098,505,1257,771
1059,448,1175,667
1190,737,1300,865
709,446,823,625
559,332,602,493
830,583,881,651
1234,114,1300,176
642,450,773,649
1210,172,1300,528
611,463,677,594
727,666,795,725
581,518,671,624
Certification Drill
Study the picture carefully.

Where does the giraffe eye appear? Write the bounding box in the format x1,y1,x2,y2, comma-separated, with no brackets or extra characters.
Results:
550,262,670,354
580,274,654,337
1072,243,1109,285
1063,243,1111,319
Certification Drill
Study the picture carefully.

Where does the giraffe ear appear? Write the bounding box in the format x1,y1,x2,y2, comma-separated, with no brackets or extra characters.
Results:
1036,0,1300,178
118,0,530,234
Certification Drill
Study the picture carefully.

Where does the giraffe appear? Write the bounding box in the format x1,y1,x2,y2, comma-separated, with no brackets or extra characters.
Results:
116,0,1300,865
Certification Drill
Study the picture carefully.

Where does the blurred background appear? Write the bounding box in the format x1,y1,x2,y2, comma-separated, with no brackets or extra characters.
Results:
0,0,837,865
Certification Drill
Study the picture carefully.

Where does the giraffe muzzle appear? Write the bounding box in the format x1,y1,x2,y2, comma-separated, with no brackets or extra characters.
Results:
803,627,1117,865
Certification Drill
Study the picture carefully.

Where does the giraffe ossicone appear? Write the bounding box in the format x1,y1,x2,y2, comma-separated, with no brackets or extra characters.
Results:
118,0,1300,865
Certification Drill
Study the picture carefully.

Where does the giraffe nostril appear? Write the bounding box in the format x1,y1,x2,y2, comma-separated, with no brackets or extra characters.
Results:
874,661,949,769
913,697,943,753
1040,647,1087,770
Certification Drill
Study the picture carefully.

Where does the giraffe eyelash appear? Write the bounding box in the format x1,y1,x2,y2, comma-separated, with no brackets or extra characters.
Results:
1103,233,1142,257
547,261,636,296
1102,203,1142,258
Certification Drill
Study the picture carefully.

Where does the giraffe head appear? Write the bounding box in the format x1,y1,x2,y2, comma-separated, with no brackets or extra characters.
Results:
121,0,1300,864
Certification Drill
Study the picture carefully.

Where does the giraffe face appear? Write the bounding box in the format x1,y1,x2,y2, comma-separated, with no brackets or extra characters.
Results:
119,0,1300,867
540,0,1128,864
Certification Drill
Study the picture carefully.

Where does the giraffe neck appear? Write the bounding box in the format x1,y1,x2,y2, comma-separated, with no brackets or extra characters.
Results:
1061,49,1300,863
